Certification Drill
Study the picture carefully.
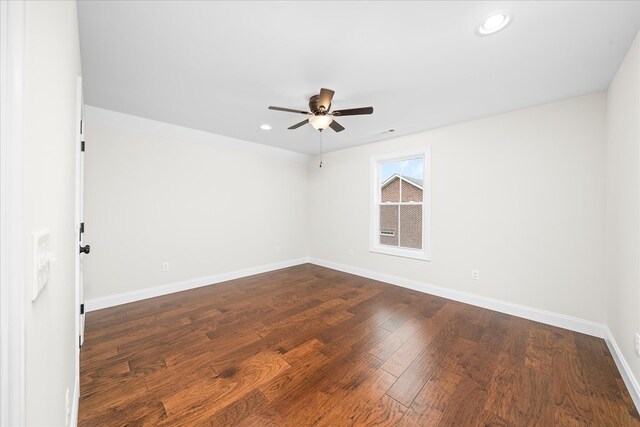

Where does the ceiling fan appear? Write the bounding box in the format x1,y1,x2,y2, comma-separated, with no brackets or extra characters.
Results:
268,88,373,133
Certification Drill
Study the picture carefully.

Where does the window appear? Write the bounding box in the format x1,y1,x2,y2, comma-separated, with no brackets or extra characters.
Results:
370,150,430,260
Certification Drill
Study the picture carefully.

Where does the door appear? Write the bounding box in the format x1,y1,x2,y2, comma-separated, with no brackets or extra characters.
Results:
75,77,88,349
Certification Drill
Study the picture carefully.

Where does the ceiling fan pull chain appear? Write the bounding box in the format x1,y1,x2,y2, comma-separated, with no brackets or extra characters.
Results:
319,130,323,168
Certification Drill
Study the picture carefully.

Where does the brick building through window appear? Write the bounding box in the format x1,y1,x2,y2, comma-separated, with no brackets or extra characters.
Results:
379,174,423,249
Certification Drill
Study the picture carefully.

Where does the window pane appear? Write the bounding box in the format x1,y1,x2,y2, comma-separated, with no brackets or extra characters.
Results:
400,157,424,202
400,157,424,180
379,205,399,246
381,176,400,202
400,205,422,249
380,161,401,184
380,161,401,202
401,180,423,202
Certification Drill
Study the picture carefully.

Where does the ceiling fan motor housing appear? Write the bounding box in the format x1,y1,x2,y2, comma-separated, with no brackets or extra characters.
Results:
309,95,330,115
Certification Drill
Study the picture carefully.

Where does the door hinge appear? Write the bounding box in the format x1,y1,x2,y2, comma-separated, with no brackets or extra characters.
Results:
80,119,83,134
80,303,84,315
81,140,85,152
79,336,82,349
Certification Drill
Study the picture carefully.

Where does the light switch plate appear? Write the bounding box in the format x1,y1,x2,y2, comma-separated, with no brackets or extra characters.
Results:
32,229,51,301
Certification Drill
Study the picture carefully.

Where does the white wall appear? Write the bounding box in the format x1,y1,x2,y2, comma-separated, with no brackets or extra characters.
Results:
606,31,640,385
23,1,82,425
83,109,309,301
309,93,607,323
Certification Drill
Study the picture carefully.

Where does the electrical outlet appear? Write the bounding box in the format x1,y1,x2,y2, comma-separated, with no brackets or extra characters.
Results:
275,246,281,254
471,269,480,280
635,333,640,357
348,249,354,256
162,262,169,272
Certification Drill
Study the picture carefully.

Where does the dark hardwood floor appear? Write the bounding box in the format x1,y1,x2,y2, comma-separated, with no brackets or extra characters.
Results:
78,264,640,426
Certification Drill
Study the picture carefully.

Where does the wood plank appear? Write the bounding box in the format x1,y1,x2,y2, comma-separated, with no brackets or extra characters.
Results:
386,315,461,406
259,348,329,402
484,365,554,426
79,376,148,419
524,325,555,375
554,407,592,427
551,345,592,420
313,368,397,427
161,351,290,422
497,316,530,370
435,377,487,426
397,366,462,427
575,333,623,401
144,356,217,396
381,303,459,377
476,410,512,426
587,385,640,426
352,395,408,426
319,309,354,326
479,311,511,355
438,337,498,387
369,317,424,361
268,352,384,421
79,396,167,427
195,389,270,427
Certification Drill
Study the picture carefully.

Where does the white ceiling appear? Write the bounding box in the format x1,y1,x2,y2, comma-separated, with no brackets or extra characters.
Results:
78,1,640,155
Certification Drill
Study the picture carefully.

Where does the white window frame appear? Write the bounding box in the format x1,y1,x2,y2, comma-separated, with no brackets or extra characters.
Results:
370,148,431,261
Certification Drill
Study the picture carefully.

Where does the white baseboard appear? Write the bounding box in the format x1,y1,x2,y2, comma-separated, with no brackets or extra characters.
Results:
604,327,640,412
308,257,607,338
84,258,310,312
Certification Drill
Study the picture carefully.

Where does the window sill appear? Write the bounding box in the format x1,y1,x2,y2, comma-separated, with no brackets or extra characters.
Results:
369,245,430,261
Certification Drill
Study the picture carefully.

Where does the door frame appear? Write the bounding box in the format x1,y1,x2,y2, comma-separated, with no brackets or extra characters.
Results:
0,1,26,425
73,76,85,425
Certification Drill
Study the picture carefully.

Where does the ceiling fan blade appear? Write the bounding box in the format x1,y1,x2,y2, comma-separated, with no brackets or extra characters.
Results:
329,120,345,133
318,88,335,111
288,119,309,130
269,106,311,115
332,106,374,116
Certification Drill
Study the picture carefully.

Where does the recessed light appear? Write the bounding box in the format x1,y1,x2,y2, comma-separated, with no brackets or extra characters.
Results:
260,124,272,130
477,12,512,36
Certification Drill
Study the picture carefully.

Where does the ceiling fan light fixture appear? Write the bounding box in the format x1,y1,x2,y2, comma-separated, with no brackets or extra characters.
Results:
269,88,372,133
477,11,511,36
309,115,333,130
260,124,272,130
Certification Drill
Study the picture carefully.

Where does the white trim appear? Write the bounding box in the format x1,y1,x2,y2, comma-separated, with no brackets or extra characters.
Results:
85,258,310,312
370,149,431,261
70,376,79,427
0,1,26,425
83,106,310,163
73,76,84,427
604,327,640,412
308,257,606,338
